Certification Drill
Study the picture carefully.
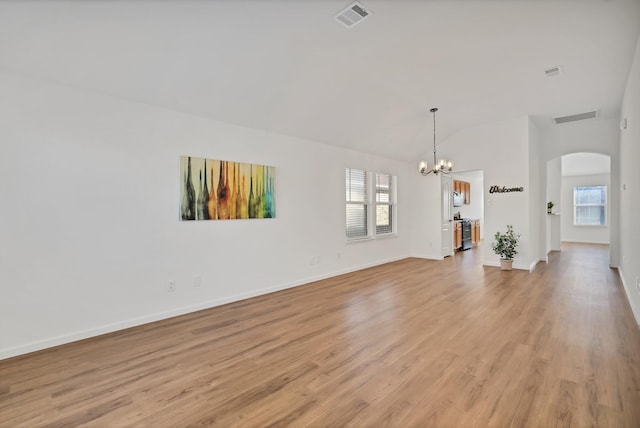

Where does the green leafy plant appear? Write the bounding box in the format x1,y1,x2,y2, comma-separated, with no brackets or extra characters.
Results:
547,201,554,212
492,225,520,260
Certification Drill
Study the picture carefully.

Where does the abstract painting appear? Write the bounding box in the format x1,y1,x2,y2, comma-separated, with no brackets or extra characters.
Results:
180,156,275,221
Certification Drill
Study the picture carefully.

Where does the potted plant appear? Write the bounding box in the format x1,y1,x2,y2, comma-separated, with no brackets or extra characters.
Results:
492,225,520,270
547,201,554,214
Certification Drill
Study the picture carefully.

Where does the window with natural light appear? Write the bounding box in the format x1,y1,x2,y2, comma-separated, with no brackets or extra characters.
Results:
574,185,606,225
375,172,393,235
345,168,367,238
345,168,396,239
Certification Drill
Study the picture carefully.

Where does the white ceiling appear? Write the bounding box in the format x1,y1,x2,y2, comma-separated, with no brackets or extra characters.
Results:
562,152,611,176
1,0,638,162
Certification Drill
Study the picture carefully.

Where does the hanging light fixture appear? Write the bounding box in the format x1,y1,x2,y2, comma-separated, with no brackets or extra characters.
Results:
418,107,453,175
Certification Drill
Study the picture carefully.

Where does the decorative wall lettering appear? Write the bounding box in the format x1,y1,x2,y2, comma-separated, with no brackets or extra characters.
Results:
489,185,524,194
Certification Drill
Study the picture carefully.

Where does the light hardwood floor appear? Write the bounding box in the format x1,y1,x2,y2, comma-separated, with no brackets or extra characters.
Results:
1,243,640,427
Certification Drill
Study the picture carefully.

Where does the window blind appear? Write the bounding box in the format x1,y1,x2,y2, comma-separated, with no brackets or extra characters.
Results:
375,172,393,234
345,168,368,238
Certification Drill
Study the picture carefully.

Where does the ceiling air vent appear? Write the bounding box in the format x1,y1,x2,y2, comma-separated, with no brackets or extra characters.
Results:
335,1,371,28
553,110,599,125
545,65,563,77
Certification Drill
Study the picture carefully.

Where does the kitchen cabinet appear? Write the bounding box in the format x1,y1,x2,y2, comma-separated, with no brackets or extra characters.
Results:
464,182,471,204
453,180,471,205
454,221,462,249
471,220,481,245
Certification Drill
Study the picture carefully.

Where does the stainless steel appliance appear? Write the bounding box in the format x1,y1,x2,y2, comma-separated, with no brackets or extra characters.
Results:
461,219,472,250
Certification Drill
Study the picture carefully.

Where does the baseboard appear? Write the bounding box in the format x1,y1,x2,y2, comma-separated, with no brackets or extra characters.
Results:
561,240,610,245
482,260,530,271
410,252,445,261
618,267,640,327
0,254,410,361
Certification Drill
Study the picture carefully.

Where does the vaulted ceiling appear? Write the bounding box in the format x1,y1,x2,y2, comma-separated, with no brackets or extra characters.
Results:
1,0,638,161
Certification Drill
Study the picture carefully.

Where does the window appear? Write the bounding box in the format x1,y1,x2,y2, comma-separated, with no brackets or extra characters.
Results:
345,168,367,238
375,172,393,235
345,168,396,239
574,185,606,225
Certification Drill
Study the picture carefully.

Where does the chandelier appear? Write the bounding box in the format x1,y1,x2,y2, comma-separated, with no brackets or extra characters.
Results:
418,107,453,175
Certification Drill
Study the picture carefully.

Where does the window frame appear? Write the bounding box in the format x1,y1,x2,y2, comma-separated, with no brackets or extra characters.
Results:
345,167,369,240
375,172,395,236
345,168,397,241
573,185,607,227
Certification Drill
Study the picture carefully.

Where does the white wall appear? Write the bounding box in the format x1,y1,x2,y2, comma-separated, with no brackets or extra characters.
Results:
0,72,413,359
560,174,611,244
546,157,562,214
528,118,543,266
427,116,534,270
545,157,562,254
410,173,443,259
619,35,640,324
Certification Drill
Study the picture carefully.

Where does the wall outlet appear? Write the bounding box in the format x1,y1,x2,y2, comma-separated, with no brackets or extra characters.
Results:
194,275,202,287
168,280,176,292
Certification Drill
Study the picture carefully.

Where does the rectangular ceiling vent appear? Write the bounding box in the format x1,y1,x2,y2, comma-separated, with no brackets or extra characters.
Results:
544,65,563,77
335,1,371,28
553,110,599,125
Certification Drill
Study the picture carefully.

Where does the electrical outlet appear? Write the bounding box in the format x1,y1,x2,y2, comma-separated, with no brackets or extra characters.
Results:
194,275,202,287
168,280,176,292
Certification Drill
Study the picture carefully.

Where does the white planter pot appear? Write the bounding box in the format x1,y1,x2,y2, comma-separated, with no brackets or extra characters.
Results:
500,259,513,271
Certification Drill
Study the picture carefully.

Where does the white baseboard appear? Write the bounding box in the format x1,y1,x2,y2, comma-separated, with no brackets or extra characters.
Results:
410,252,445,261
0,255,410,360
482,260,530,271
618,267,640,327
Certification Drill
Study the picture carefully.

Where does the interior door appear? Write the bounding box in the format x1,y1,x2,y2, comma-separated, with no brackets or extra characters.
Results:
441,175,453,258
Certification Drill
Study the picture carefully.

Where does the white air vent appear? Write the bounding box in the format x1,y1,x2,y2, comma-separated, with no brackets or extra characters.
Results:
553,110,598,125
544,65,563,77
335,1,371,28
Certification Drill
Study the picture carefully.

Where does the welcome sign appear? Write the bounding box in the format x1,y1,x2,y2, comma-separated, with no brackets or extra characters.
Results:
489,185,524,194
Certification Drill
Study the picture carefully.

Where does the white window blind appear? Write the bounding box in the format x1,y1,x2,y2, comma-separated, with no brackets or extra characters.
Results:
345,168,368,238
375,172,393,234
574,186,606,225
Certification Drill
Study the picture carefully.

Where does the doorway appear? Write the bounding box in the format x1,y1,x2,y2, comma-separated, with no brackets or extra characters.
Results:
451,170,485,254
545,153,611,257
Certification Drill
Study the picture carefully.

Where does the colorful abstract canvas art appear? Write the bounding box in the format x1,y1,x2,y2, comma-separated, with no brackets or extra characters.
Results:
180,156,275,221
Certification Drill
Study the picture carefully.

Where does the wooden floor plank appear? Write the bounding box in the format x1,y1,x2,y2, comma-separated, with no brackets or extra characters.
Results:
1,243,639,427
